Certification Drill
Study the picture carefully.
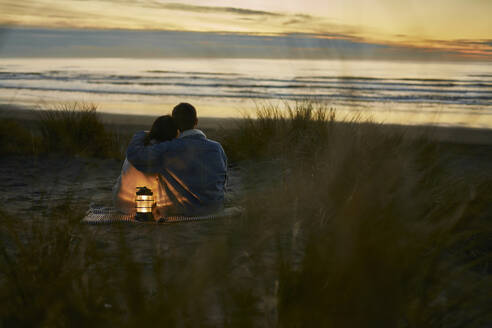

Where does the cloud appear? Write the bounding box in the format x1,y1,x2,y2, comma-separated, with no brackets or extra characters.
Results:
1,27,489,61
412,38,492,58
0,0,368,41
72,0,282,16
0,1,490,61
283,19,302,26
157,2,281,16
282,14,313,26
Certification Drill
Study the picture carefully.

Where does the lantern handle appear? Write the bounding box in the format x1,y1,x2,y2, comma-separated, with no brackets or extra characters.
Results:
136,186,153,196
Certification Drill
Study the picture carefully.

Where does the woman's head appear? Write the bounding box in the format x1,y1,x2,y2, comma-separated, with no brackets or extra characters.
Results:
146,115,178,144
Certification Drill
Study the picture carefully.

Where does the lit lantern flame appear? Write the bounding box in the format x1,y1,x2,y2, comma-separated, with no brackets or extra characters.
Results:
135,186,154,221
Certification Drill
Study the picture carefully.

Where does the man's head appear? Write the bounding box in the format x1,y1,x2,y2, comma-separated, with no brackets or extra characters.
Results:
172,103,198,132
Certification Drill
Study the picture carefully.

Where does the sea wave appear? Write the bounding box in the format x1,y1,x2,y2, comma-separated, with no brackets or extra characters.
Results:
1,71,491,88
1,84,490,106
1,67,491,107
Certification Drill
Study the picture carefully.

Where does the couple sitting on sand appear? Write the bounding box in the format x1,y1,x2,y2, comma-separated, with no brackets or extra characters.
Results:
112,103,227,217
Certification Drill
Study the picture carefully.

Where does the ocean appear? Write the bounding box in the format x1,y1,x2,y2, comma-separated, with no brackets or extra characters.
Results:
0,58,491,128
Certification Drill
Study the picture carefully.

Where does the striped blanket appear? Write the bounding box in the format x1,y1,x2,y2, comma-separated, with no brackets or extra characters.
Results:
82,205,243,225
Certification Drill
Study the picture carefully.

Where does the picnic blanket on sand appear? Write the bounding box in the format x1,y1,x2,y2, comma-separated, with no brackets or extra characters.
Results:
82,205,243,225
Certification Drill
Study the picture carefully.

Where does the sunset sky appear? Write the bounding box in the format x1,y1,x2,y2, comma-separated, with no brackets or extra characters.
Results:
1,0,491,60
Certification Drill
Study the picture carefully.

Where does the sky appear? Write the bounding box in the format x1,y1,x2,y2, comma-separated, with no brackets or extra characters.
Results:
0,0,491,61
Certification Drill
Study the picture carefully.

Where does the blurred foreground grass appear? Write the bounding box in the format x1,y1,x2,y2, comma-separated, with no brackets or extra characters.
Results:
0,102,490,327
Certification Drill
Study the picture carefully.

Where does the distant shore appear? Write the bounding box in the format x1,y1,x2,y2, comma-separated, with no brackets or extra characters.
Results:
2,103,492,146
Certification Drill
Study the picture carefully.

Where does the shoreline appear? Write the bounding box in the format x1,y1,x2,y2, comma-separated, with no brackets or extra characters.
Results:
1,103,492,146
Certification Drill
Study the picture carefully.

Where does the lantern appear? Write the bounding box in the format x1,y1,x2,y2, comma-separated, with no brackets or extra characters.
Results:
135,186,155,222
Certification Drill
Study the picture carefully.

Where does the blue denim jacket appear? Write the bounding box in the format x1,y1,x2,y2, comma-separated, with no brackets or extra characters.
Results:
126,130,227,216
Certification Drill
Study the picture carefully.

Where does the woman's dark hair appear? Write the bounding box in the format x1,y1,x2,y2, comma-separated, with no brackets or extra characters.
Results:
144,115,178,145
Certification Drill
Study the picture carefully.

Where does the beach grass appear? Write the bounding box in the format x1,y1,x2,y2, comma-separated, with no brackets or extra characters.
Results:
0,103,124,158
0,118,38,155
0,102,490,327
37,103,123,158
220,101,335,161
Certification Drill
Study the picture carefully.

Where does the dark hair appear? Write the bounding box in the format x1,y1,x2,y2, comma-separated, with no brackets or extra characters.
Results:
172,103,197,131
145,115,178,145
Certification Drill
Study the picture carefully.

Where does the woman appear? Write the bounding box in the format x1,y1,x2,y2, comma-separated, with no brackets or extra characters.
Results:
112,115,178,214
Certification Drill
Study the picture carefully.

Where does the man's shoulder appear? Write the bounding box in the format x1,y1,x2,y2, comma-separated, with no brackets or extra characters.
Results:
205,138,226,154
205,138,223,147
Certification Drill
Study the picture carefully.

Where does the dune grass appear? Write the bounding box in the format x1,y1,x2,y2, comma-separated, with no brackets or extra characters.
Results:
0,118,38,155
37,103,123,158
0,103,124,158
221,102,335,162
0,102,490,326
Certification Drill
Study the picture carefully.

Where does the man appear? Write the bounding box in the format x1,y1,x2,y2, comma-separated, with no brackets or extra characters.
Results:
126,103,227,216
